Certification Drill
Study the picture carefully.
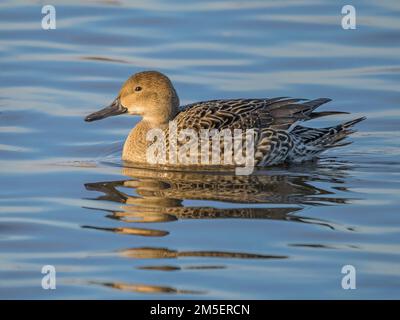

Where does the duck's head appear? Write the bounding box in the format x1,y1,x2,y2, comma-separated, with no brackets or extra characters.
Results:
85,71,179,125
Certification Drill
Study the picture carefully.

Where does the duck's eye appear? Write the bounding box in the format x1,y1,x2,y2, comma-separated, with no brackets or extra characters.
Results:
135,86,142,92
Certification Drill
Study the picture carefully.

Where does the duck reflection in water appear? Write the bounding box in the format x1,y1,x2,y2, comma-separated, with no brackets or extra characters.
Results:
83,163,353,294
83,164,351,231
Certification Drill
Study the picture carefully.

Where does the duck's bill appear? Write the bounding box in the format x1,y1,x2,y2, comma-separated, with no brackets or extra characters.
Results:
85,98,127,122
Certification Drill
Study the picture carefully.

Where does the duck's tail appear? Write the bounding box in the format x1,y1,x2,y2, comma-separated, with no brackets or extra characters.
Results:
288,116,366,162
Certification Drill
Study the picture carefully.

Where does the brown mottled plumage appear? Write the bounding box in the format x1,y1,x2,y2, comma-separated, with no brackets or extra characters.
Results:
85,70,365,166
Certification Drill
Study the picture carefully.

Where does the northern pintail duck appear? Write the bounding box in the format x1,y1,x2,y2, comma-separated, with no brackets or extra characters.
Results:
85,71,365,168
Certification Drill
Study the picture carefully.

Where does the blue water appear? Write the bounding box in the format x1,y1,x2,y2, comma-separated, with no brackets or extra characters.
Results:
0,0,400,299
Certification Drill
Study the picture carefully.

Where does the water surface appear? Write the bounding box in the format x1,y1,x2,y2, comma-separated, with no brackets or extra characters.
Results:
1,0,400,299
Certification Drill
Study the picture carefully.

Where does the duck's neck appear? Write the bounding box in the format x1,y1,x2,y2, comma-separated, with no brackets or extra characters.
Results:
122,120,168,163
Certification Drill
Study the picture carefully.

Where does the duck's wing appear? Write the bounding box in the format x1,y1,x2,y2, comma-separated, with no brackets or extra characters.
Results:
175,98,345,131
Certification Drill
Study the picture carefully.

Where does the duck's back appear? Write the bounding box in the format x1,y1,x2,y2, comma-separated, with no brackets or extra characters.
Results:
173,97,347,133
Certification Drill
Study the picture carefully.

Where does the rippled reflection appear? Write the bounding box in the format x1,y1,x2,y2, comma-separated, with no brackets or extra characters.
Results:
93,281,205,295
84,163,352,232
81,163,354,293
118,247,287,259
